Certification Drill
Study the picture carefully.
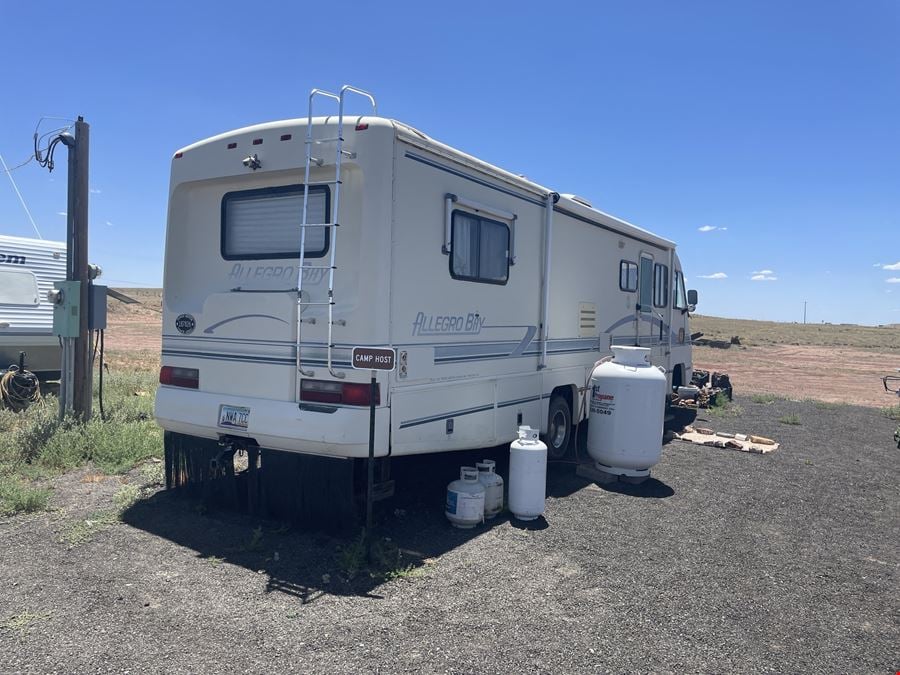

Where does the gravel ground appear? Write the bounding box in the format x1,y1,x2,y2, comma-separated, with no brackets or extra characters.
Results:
1,396,898,673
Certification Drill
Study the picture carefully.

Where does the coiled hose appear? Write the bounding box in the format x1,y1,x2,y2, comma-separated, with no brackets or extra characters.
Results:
0,363,42,412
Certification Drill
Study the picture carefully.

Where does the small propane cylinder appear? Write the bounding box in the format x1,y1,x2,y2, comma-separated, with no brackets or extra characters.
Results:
508,426,547,521
445,466,485,528
475,460,504,519
587,346,667,478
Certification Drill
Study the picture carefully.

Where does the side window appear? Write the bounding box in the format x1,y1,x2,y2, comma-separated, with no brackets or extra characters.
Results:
639,256,653,313
221,184,329,260
653,263,669,308
674,271,687,310
619,261,638,292
450,211,510,285
0,269,40,306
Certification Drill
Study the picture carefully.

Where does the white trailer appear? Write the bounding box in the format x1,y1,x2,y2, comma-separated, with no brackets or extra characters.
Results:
155,87,697,484
0,234,66,376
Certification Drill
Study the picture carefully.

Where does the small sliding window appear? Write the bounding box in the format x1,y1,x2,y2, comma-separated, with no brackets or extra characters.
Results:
653,263,669,308
221,184,330,260
619,260,638,292
450,211,510,285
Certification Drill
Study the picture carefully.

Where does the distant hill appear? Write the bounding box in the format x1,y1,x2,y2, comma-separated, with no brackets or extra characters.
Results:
691,314,900,351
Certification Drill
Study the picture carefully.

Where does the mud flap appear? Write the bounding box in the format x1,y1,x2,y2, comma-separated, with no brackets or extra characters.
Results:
260,450,358,532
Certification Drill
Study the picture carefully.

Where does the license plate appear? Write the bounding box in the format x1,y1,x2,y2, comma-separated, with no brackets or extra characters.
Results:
218,405,250,430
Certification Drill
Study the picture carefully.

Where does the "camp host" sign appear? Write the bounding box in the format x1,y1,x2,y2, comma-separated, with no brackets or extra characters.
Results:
351,347,396,371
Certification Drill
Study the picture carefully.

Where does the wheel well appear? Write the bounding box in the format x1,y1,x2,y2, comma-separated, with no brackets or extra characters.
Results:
672,364,684,389
550,384,576,421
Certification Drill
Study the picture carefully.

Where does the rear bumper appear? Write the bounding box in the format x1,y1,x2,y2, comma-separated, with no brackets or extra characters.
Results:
154,386,389,458
0,336,60,374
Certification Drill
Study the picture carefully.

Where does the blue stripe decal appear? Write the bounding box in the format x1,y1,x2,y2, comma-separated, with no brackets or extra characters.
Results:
404,152,546,207
161,349,353,369
399,393,551,430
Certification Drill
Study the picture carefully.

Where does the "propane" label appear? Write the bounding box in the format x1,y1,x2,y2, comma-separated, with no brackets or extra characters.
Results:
590,386,615,416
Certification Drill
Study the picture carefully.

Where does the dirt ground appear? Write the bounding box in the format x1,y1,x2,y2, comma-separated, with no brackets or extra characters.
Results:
694,344,900,408
1,397,898,672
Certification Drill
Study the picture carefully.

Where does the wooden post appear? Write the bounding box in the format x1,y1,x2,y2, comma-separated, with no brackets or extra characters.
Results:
366,371,376,533
70,117,92,420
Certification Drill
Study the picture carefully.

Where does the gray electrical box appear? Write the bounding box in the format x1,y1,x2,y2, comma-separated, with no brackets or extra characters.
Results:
88,284,107,330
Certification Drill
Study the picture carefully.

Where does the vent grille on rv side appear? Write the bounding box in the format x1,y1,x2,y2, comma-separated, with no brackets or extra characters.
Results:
579,302,598,338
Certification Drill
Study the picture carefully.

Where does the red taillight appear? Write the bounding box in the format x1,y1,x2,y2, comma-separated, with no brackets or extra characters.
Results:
300,379,380,406
173,152,183,159
341,382,380,406
252,138,263,145
355,123,369,131
159,366,199,389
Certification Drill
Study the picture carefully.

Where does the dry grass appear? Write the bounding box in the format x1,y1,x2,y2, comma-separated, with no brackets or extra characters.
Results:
691,315,900,352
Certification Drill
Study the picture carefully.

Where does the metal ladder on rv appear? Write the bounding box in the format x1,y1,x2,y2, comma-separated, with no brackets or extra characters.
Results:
295,85,377,388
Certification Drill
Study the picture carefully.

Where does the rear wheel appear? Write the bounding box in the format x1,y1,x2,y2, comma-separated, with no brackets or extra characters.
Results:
544,395,572,460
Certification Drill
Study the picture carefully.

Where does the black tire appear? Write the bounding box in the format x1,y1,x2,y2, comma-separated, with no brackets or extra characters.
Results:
544,395,572,460
665,404,697,431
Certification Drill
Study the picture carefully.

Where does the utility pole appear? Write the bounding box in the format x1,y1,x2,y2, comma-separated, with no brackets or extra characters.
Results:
66,117,92,420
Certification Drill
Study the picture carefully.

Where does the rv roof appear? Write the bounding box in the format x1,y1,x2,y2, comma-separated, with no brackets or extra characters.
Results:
176,116,676,250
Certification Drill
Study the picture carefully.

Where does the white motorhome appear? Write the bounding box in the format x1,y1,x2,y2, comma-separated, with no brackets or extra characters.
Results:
0,234,65,376
155,87,697,481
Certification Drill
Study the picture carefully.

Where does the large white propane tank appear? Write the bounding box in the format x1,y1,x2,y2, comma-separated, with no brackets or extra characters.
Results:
445,466,485,528
476,460,504,519
508,426,547,521
587,345,667,478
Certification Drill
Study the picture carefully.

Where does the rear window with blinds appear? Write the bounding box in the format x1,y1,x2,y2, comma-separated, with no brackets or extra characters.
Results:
221,185,330,260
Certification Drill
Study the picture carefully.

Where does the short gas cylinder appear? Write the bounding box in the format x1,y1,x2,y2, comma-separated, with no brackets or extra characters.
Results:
445,466,485,528
476,459,504,519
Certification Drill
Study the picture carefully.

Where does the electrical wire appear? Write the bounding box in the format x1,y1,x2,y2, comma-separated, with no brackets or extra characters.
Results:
98,330,106,421
0,155,34,173
0,152,42,238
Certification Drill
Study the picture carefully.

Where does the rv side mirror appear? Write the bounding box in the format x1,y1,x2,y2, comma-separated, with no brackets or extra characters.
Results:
687,289,698,311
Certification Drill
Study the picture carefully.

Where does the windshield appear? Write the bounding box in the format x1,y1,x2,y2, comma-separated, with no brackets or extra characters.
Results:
674,270,687,310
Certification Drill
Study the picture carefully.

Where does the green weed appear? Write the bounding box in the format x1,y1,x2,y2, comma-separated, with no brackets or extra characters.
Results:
778,413,802,425
61,484,143,547
880,405,900,421
0,474,51,516
751,393,780,404
2,610,51,633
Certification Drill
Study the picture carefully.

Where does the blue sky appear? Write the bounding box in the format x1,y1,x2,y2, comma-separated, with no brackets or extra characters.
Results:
2,1,898,325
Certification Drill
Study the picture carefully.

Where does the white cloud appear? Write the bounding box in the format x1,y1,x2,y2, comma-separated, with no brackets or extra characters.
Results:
56,211,67,216
105,220,115,227
698,225,716,232
873,262,883,267
698,272,727,279
882,261,900,270
752,269,774,275
90,188,101,194
720,227,728,231
751,274,778,281
887,277,900,284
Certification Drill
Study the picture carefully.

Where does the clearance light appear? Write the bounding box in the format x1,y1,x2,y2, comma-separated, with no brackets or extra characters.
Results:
280,134,292,141
355,123,369,131
300,379,380,406
173,152,183,159
159,366,199,389
252,138,263,145
227,142,237,149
